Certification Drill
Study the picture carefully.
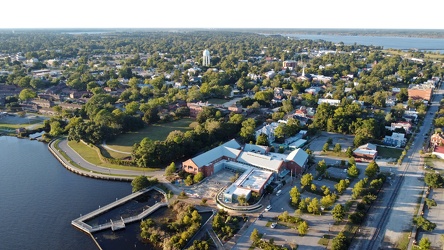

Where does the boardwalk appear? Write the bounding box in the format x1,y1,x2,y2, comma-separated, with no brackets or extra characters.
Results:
71,186,168,234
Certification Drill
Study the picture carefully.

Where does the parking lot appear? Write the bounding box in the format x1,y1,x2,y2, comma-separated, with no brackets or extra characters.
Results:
308,132,355,155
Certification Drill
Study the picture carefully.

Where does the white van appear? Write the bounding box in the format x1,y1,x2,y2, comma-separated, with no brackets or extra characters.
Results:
276,190,282,196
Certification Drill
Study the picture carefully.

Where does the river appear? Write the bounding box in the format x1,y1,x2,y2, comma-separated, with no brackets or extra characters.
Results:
286,33,444,53
0,136,132,250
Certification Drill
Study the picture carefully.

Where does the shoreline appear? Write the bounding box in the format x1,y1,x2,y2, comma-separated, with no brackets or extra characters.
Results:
48,139,134,182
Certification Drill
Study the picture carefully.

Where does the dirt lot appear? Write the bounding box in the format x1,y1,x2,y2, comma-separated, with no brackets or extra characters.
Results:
308,131,355,154
176,169,236,200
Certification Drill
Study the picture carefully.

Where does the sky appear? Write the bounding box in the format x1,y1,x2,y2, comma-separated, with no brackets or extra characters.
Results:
1,0,443,29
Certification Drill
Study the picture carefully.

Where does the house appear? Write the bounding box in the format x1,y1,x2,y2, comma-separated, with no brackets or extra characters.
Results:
431,133,444,146
432,145,444,159
388,121,412,134
383,132,407,148
318,99,340,106
353,143,378,162
187,101,212,118
228,105,242,114
255,122,279,143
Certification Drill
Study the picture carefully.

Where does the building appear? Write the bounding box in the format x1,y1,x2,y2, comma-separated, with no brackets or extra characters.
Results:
282,60,297,70
431,133,444,146
187,101,212,118
182,139,309,178
222,162,273,203
353,143,378,162
383,132,407,148
182,139,242,176
318,99,340,106
202,49,211,66
389,121,413,134
432,146,444,159
408,84,433,101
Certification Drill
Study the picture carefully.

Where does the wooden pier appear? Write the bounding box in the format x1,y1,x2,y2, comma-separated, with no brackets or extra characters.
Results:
71,186,168,234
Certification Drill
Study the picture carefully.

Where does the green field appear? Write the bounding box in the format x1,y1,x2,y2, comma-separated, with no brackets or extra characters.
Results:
67,140,158,171
377,146,403,159
106,118,194,152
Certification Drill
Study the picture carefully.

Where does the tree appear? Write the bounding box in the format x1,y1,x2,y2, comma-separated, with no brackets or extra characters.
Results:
307,198,320,215
240,118,256,142
335,179,349,194
184,175,194,186
416,237,431,250
193,172,204,183
320,194,336,209
165,162,176,176
316,159,327,174
250,228,260,243
332,232,348,250
49,121,63,136
365,160,380,178
322,142,329,152
346,147,353,158
298,221,309,236
256,133,269,146
300,173,313,189
334,143,342,153
289,186,301,206
238,194,247,205
131,175,149,193
352,178,367,199
332,204,345,222
414,216,436,231
424,173,444,188
425,198,437,209
19,88,36,101
347,164,359,178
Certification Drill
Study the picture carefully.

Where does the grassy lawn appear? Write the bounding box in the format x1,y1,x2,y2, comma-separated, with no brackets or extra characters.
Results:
106,118,193,152
377,146,403,159
319,150,348,158
68,140,159,172
318,234,332,246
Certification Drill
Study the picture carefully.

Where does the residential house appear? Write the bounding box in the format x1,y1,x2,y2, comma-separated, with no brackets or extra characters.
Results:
432,145,444,159
431,133,444,146
187,101,212,118
389,121,412,134
383,132,407,148
318,99,340,106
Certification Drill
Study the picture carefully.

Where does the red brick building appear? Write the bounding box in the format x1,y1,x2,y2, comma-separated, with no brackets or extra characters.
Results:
408,84,433,101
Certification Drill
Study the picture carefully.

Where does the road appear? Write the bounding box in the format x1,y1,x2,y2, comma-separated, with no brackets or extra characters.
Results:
58,139,163,177
350,80,443,250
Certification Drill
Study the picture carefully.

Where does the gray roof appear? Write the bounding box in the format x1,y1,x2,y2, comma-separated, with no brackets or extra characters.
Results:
237,151,283,172
286,148,309,167
191,139,241,168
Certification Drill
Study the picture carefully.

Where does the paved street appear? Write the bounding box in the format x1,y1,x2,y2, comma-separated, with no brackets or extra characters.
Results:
350,81,443,249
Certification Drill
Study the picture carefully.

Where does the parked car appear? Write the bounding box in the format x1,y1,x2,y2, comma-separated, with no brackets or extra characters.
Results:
265,205,272,212
258,213,264,220
270,222,277,228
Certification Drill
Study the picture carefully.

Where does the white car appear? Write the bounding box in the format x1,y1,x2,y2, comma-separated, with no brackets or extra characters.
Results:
265,205,272,212
270,222,277,228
